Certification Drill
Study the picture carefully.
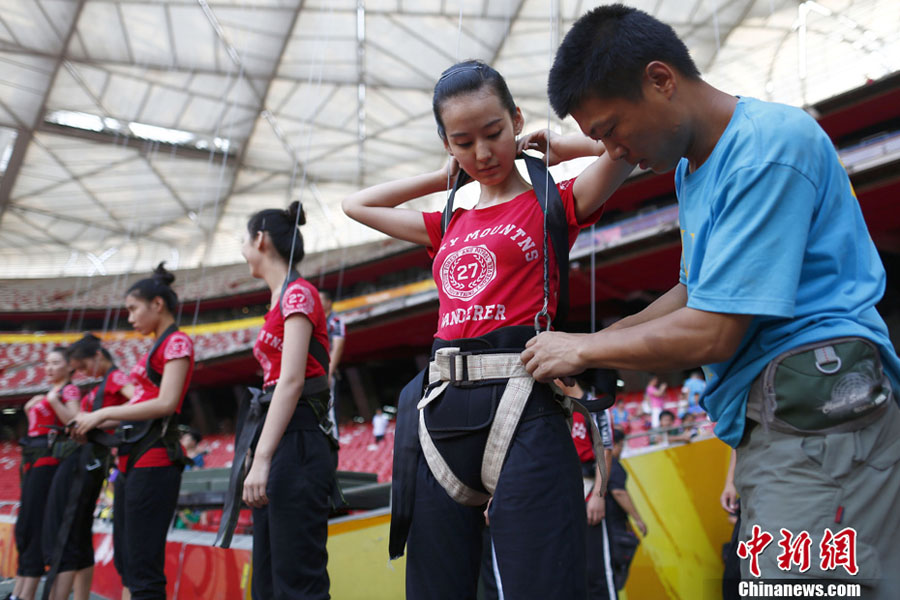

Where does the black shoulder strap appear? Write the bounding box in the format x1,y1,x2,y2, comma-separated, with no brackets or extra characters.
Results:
521,154,570,328
440,155,570,328
279,270,331,374
146,323,178,388
92,367,118,413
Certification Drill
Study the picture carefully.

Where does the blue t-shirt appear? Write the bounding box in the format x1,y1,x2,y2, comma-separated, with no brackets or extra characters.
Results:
681,377,706,407
676,96,900,447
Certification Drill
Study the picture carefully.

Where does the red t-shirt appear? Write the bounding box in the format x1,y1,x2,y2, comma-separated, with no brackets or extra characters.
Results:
121,331,194,471
26,383,81,437
81,369,131,413
253,277,330,390
26,383,80,468
422,179,599,340
571,410,595,464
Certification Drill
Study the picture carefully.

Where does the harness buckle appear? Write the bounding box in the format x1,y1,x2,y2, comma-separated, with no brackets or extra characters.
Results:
448,351,478,387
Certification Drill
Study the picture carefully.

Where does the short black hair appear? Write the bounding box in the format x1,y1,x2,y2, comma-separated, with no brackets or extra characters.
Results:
660,409,676,421
127,262,178,314
319,289,333,303
613,428,626,445
247,200,306,267
548,4,700,117
433,60,516,141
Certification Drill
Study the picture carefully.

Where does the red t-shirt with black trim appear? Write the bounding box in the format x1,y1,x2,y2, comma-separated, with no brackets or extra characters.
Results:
26,383,81,468
422,179,599,340
253,277,329,390
120,331,194,471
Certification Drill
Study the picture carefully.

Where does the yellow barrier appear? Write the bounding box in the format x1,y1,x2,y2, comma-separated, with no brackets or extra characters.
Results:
620,438,733,600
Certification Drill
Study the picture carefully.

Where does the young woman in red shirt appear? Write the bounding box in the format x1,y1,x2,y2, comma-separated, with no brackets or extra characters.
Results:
43,334,132,600
72,264,193,600
343,60,631,599
11,348,80,600
239,201,335,599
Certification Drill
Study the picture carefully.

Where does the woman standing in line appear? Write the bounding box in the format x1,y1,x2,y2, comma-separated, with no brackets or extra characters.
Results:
9,348,80,600
239,201,335,599
343,60,631,599
73,264,193,600
43,334,132,600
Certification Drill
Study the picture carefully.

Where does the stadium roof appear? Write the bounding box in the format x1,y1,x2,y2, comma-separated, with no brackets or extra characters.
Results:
0,0,896,278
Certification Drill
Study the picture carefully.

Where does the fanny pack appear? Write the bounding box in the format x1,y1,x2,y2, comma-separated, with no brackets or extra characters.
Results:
747,336,892,434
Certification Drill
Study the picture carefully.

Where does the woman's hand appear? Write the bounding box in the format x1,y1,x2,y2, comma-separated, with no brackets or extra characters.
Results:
586,491,606,526
71,409,106,437
242,456,271,509
517,129,565,166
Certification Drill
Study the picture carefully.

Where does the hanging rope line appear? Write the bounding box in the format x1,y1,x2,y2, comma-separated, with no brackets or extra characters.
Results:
534,0,556,334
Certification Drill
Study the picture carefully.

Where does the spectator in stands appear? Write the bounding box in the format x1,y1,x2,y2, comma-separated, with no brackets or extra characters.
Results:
606,428,645,591
11,347,80,600
371,407,388,445
319,289,344,440
680,370,706,415
611,398,628,426
72,263,194,600
180,428,206,470
238,201,335,599
644,375,667,429
43,334,132,600
652,410,693,445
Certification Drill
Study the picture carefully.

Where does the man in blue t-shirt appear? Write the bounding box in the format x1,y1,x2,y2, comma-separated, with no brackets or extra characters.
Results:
522,5,900,595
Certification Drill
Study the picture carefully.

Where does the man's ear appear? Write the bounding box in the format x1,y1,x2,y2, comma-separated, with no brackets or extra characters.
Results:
644,61,677,99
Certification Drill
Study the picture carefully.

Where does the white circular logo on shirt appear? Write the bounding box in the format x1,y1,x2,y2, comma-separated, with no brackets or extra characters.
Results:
439,245,497,301
283,286,314,315
163,334,191,361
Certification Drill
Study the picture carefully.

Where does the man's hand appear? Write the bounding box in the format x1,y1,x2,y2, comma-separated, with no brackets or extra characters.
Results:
521,331,585,382
720,480,739,514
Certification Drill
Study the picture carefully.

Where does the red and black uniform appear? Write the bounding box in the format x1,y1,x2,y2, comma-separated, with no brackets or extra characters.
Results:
250,276,334,600
113,329,193,600
14,383,81,577
43,369,130,575
405,180,604,600
422,178,594,339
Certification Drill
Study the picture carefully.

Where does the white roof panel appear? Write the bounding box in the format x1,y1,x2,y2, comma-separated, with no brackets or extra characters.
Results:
0,0,894,277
